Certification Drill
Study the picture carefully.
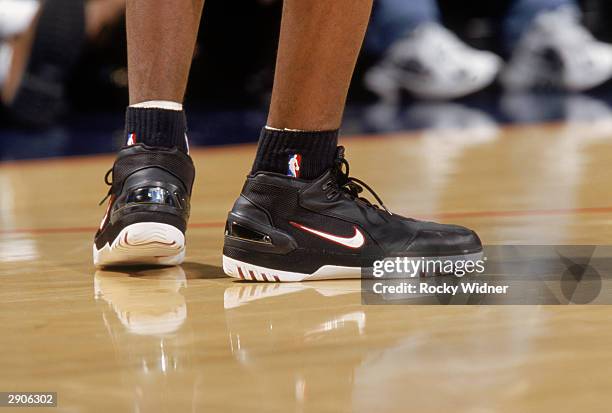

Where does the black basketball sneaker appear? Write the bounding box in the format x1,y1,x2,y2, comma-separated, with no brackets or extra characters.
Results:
223,146,482,282
93,143,195,267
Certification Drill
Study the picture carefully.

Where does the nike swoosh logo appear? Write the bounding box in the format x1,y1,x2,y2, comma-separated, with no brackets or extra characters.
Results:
289,221,365,249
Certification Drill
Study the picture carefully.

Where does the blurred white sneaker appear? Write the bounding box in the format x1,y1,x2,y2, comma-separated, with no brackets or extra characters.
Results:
364,23,502,101
501,6,612,91
0,0,40,39
501,92,612,134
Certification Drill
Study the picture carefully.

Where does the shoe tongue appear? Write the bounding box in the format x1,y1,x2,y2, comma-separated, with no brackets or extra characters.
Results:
535,6,580,32
314,168,335,184
413,23,460,46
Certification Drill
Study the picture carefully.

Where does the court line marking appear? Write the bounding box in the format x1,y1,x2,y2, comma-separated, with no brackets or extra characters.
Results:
433,206,612,219
3,206,612,236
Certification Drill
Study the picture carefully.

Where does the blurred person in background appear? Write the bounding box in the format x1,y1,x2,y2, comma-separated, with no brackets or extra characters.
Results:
364,0,612,101
0,0,125,127
4,0,612,129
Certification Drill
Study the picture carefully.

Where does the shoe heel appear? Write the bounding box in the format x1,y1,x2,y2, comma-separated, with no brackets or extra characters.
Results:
224,212,297,255
223,255,282,282
94,222,185,267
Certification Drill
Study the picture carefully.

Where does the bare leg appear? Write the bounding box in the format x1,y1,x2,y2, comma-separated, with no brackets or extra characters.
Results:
267,0,373,130
126,0,204,104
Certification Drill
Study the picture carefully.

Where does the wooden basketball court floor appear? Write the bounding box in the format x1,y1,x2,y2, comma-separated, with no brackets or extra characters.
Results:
2,120,612,412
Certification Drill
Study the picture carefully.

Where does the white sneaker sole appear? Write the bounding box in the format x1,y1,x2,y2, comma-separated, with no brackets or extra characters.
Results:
223,251,484,282
93,222,185,267
222,255,361,282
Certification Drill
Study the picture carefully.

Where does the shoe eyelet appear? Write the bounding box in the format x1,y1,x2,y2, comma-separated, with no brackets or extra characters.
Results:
326,189,338,200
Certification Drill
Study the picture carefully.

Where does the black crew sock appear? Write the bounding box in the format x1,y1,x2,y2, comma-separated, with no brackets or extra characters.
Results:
251,127,338,180
125,107,189,153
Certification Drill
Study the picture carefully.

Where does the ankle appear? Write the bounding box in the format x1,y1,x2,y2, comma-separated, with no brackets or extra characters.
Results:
251,126,338,179
125,102,189,153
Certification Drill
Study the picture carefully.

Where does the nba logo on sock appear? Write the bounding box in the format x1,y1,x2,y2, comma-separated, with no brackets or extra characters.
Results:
288,154,302,178
127,133,137,146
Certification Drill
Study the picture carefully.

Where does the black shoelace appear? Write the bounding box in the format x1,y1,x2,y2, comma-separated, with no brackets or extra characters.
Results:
98,168,113,206
328,146,392,215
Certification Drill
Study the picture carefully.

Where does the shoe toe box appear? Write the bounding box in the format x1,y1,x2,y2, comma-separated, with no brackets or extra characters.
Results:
403,222,482,257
